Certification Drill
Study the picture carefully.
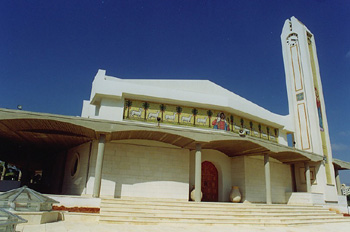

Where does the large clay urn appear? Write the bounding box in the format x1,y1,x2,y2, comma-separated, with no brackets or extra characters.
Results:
190,186,203,201
230,186,241,203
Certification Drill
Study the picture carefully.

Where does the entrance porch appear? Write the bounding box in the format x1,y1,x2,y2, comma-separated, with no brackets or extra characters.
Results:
0,108,348,210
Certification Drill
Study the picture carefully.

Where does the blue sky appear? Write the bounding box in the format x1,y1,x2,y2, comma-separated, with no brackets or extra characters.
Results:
1,1,350,183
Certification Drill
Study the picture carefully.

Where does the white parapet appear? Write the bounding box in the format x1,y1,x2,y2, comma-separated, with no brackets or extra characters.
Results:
286,192,325,206
45,194,101,208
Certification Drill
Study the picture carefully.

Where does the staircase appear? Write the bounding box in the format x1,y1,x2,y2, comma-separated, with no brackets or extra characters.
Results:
100,198,350,226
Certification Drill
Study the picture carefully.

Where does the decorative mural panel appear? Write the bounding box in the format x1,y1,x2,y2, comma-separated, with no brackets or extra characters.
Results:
123,99,279,143
270,128,278,142
296,92,304,101
287,34,304,92
297,103,311,150
290,44,303,92
299,166,317,184
211,112,230,131
232,115,241,132
308,35,332,184
251,121,260,138
260,125,268,140
164,105,177,123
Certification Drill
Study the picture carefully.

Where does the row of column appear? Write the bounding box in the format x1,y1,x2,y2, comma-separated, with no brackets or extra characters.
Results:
92,134,106,198
300,163,344,195
91,136,314,201
266,157,314,202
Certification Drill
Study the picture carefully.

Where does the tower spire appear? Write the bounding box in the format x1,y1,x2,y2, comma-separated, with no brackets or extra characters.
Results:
281,17,337,201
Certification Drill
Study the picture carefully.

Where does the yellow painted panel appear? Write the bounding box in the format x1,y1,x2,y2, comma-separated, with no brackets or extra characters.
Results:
261,125,268,140
308,37,332,184
123,99,278,143
163,105,177,124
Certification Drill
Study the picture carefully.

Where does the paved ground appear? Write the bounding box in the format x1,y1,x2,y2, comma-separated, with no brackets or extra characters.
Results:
16,221,350,232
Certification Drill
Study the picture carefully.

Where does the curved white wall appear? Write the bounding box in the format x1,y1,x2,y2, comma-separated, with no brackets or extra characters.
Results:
62,142,91,195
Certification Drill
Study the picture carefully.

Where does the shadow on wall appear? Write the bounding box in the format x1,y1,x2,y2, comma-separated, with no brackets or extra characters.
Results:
82,142,191,199
210,160,224,201
114,182,121,198
62,143,92,196
84,176,189,199
294,161,321,192
113,180,189,199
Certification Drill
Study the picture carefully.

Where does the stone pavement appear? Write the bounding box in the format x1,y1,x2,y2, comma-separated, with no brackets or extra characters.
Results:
16,221,350,232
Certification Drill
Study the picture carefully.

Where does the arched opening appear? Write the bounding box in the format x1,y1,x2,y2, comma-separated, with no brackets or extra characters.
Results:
201,161,218,202
0,118,96,194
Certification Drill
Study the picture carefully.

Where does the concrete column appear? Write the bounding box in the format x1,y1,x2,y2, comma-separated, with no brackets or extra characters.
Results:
18,171,22,181
0,165,6,180
195,143,202,202
93,134,106,198
304,162,311,193
334,168,342,195
264,154,272,204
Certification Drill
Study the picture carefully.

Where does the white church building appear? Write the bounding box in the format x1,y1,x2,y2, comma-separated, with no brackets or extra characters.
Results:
75,16,348,206
0,17,349,211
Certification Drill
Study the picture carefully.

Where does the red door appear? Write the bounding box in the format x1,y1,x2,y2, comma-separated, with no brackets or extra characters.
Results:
201,161,218,202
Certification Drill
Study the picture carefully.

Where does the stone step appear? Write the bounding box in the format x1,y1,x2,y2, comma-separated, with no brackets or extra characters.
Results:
102,198,323,206
100,210,338,218
99,216,350,226
100,203,334,212
100,212,342,220
103,198,322,205
99,218,283,226
99,199,349,226
99,211,343,220
285,218,350,225
101,199,326,211
100,204,330,213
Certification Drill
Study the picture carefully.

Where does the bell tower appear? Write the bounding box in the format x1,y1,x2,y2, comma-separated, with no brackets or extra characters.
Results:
281,17,337,201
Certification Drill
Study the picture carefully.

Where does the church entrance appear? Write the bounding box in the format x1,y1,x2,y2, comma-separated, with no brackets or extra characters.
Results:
201,161,218,202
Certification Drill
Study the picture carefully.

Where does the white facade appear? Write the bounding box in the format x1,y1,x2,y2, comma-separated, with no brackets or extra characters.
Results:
59,17,346,209
82,69,293,133
62,138,294,203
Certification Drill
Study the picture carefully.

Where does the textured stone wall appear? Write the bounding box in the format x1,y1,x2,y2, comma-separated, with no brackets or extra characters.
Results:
231,156,246,201
62,141,292,203
244,156,292,203
86,141,190,200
